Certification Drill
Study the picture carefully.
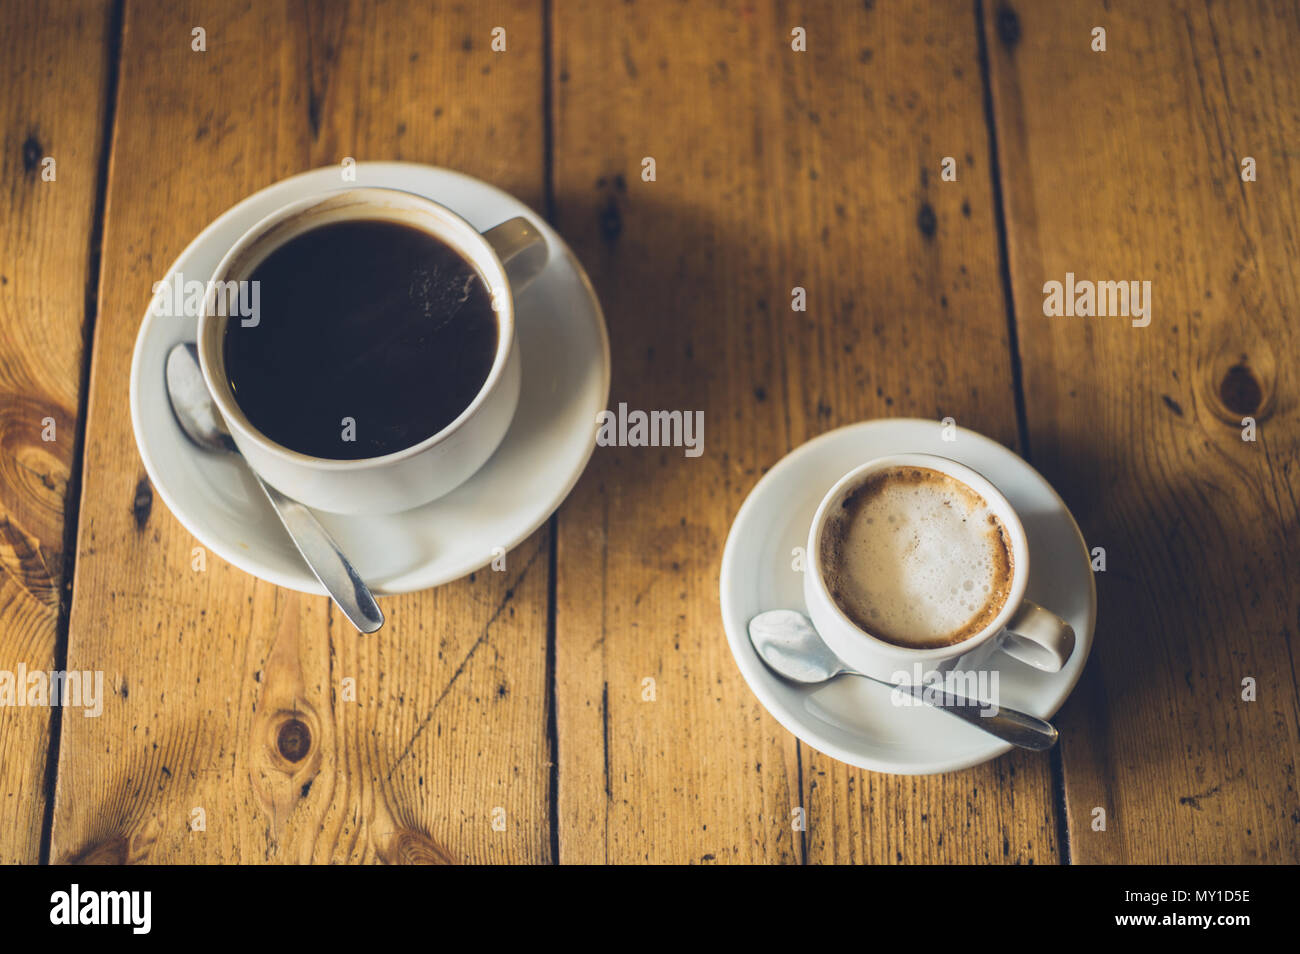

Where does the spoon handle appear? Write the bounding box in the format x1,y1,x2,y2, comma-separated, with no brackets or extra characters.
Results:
256,476,385,634
887,680,1058,751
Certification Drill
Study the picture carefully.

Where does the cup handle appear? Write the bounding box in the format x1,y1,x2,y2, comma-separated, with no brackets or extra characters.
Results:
997,600,1075,672
482,217,548,293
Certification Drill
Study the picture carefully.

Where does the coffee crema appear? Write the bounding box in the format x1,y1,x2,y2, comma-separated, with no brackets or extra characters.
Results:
223,219,498,460
819,466,1014,648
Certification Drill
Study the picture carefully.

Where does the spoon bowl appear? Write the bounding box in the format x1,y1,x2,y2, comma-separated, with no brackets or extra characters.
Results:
166,344,237,453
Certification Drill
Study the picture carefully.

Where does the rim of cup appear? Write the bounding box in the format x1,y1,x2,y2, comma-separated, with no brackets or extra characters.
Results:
196,186,516,471
806,452,1032,659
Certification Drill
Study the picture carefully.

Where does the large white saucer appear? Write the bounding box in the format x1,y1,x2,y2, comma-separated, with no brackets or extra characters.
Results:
129,163,609,595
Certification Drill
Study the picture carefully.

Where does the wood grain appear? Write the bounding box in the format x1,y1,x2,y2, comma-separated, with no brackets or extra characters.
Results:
552,0,1058,863
0,0,112,864
49,0,552,864
14,0,1294,866
985,0,1300,861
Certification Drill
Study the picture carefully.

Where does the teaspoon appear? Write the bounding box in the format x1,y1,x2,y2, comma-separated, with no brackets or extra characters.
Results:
747,609,1057,751
165,342,384,634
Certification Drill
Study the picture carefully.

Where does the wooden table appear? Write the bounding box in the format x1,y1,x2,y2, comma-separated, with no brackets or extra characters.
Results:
2,0,1296,865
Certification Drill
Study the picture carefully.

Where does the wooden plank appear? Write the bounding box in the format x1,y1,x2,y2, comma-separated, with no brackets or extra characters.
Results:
0,0,112,864
49,0,551,864
553,0,1057,862
985,0,1300,862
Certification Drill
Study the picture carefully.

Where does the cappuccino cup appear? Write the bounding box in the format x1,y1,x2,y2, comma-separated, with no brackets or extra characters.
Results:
804,453,1075,684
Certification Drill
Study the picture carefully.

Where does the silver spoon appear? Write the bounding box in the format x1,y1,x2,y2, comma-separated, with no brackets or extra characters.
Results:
747,609,1057,751
165,343,384,634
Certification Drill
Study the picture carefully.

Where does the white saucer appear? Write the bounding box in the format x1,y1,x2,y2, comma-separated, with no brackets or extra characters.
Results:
129,163,609,595
719,419,1096,775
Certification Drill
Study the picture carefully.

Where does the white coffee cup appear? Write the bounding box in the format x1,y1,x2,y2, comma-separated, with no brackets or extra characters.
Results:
803,453,1075,683
197,187,546,515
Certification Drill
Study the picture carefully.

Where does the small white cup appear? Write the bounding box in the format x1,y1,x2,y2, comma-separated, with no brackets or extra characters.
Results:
804,453,1075,683
197,187,546,515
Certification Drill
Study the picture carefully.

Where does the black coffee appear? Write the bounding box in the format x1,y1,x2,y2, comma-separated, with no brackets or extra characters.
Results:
224,219,498,460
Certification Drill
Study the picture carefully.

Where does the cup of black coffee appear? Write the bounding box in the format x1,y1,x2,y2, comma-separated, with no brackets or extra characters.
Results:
197,187,546,514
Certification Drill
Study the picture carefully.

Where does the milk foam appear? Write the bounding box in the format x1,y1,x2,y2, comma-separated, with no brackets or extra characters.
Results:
820,467,1013,648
